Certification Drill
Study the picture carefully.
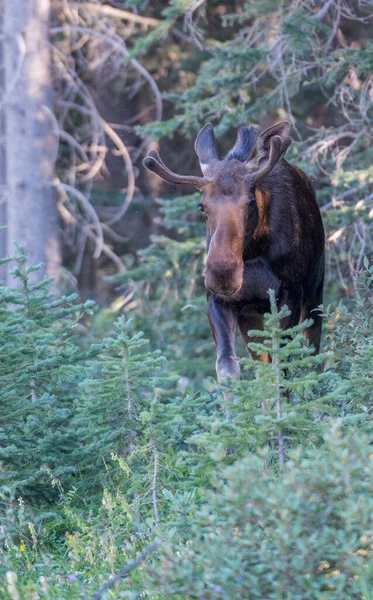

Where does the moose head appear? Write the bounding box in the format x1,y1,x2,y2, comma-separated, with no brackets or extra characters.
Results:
143,121,292,298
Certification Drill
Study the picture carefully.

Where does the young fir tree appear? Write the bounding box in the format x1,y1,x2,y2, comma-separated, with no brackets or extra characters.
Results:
73,316,185,522
0,244,98,503
185,290,331,478
321,260,373,430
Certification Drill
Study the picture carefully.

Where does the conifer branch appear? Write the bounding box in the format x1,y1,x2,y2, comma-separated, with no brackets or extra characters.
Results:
269,291,285,469
123,339,134,456
152,443,160,525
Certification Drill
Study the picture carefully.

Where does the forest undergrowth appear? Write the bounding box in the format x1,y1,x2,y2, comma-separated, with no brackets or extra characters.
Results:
1,218,373,599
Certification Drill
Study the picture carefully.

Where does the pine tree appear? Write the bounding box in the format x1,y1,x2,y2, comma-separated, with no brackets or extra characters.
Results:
187,290,331,474
73,316,182,522
0,244,97,503
321,260,373,429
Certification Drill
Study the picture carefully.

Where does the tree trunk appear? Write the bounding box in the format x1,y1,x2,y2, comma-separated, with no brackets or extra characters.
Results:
0,4,7,281
4,0,61,284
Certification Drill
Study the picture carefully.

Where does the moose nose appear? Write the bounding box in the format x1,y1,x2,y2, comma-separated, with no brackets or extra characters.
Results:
213,287,240,297
204,261,243,297
206,284,241,297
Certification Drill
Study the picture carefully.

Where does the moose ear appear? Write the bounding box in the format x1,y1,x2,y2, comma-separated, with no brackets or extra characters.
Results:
257,121,292,160
194,123,220,176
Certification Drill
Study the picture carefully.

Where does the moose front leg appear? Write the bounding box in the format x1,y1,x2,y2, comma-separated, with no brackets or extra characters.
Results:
277,285,303,403
238,307,270,364
208,296,240,393
278,284,302,330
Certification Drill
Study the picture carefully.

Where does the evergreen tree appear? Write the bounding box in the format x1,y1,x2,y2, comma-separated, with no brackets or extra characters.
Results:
0,245,97,503
321,261,373,429
179,290,331,488
73,316,183,522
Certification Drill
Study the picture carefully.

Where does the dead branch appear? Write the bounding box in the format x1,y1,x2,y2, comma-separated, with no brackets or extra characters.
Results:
70,2,161,28
50,24,162,120
102,120,135,225
55,180,104,259
91,538,162,600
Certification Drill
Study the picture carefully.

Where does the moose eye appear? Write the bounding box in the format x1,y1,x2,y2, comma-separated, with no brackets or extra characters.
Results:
198,203,205,213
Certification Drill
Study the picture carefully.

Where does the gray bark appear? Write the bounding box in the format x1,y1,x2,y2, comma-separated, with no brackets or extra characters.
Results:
0,5,7,280
4,0,61,284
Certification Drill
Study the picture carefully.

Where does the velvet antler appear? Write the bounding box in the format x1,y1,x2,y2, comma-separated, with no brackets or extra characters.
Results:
143,150,207,189
246,121,292,186
226,126,260,162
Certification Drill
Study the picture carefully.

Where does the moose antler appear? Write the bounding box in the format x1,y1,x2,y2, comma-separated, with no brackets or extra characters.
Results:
143,150,207,189
226,125,260,162
246,134,292,187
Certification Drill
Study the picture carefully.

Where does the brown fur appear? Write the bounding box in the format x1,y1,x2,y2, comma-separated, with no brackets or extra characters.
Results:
143,121,325,386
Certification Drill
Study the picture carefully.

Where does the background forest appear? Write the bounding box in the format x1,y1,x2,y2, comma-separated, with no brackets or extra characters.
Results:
1,1,373,598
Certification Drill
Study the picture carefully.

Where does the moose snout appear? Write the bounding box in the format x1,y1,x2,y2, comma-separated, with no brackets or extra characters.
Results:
205,260,243,297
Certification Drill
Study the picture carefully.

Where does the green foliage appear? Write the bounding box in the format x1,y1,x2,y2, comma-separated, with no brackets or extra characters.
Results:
0,245,97,503
2,2,373,596
188,291,331,475
321,262,373,425
72,316,181,514
3,426,373,599
150,427,373,600
0,242,373,598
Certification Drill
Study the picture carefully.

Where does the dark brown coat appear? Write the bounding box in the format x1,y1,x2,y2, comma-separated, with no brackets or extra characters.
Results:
144,121,325,382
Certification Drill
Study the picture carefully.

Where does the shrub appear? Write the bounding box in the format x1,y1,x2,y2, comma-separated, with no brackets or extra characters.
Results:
150,427,373,600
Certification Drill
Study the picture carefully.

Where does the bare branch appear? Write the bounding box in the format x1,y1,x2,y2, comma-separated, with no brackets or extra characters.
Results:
70,2,161,28
55,180,104,259
50,25,163,120
102,120,135,225
91,538,162,600
57,199,126,273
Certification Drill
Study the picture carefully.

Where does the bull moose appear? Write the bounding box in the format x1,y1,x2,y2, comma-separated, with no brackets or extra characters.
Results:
143,121,325,385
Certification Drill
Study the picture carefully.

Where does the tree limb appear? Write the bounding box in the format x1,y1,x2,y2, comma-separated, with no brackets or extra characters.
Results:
50,25,163,120
71,2,161,28
91,538,162,600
